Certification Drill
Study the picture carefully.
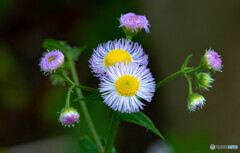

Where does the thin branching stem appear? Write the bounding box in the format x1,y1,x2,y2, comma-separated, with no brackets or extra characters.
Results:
67,54,104,153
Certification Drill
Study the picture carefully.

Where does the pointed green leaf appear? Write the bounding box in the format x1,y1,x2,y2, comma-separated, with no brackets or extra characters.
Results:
69,46,88,61
181,54,192,70
42,38,70,53
74,94,103,103
119,112,164,140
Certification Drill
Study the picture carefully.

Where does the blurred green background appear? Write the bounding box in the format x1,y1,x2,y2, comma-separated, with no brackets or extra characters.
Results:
0,0,239,153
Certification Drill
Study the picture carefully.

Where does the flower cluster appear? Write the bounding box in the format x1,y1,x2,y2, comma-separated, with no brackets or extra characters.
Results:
40,50,81,127
39,12,223,131
89,13,154,113
187,49,222,112
89,38,155,113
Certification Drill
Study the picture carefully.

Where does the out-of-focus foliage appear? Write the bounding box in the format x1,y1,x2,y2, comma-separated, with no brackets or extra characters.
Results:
79,136,116,153
0,44,30,110
0,0,13,21
166,130,226,153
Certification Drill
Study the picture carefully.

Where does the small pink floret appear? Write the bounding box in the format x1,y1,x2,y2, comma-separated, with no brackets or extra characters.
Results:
206,50,222,71
60,111,79,125
40,50,64,72
119,12,150,33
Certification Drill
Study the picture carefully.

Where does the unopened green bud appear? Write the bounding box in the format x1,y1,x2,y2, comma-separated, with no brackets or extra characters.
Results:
195,73,214,90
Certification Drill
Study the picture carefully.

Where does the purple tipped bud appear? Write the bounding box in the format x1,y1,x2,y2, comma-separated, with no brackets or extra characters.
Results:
40,50,64,73
187,93,206,112
59,107,80,128
119,12,150,34
201,49,222,72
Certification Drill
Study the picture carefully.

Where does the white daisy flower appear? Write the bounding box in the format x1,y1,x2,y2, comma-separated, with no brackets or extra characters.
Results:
99,62,155,113
89,38,148,77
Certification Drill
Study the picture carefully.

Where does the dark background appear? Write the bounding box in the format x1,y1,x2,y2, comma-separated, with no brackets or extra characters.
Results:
0,0,239,153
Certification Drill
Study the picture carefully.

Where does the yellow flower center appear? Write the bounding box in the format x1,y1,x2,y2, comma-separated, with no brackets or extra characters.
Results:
131,17,136,20
104,49,132,68
48,56,55,62
115,75,139,97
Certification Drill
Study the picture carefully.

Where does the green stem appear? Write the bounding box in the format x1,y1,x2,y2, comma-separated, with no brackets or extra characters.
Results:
155,66,203,89
185,66,202,74
105,111,120,153
60,71,75,86
65,85,75,108
66,55,104,153
75,85,99,94
185,75,193,95
60,71,98,94
155,71,183,89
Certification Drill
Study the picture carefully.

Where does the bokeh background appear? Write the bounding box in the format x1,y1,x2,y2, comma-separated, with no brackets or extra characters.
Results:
0,0,239,153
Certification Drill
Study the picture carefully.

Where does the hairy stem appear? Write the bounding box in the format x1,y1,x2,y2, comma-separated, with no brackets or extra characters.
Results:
67,55,104,153
105,111,120,153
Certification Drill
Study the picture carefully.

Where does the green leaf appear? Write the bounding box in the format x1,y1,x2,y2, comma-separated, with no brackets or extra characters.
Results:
79,136,116,153
74,94,103,103
42,38,70,53
119,112,164,140
181,54,192,70
69,46,88,61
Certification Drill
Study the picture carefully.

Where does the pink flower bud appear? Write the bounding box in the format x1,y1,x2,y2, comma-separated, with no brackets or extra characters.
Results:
59,107,80,128
119,12,150,33
40,50,64,73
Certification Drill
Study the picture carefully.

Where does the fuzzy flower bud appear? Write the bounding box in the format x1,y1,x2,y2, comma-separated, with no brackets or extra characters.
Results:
119,12,150,38
201,49,222,72
195,73,214,90
59,107,80,128
40,50,64,74
187,93,206,112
